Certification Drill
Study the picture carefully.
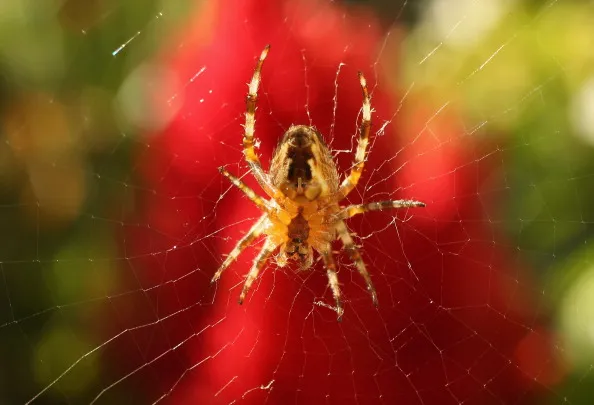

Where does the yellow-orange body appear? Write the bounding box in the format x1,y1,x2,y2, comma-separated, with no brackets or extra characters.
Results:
263,125,341,268
213,45,425,320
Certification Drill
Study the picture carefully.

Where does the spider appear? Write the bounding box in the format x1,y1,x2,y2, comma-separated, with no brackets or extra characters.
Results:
212,45,425,320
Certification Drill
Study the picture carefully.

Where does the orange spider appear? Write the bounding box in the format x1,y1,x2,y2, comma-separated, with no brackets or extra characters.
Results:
213,45,425,320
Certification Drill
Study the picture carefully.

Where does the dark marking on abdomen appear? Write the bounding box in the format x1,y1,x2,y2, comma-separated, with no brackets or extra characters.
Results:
287,146,313,183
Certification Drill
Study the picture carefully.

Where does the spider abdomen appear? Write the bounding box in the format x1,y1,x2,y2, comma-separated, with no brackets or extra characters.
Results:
270,125,339,202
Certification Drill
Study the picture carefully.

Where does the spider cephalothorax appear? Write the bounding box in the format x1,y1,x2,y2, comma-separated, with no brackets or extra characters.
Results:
212,45,425,320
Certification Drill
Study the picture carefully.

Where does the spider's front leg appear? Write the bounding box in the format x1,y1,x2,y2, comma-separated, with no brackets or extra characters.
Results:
335,220,378,306
331,200,426,306
320,247,344,321
213,167,273,283
238,238,279,304
211,214,267,283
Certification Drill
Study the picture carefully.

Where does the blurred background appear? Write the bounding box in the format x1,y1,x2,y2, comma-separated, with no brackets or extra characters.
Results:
1,0,594,404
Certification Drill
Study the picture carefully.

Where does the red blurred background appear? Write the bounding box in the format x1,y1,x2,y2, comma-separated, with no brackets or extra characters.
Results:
115,0,560,403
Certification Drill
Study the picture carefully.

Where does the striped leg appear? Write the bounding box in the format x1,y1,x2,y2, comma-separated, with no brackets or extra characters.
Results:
219,167,273,214
320,248,344,321
335,220,378,306
211,214,267,283
334,199,425,221
238,238,278,304
339,72,371,199
243,45,282,200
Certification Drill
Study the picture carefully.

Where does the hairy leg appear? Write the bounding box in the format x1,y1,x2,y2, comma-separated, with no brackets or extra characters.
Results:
339,72,371,199
335,220,378,306
219,167,274,214
238,238,278,304
320,247,344,321
211,214,267,283
243,45,283,200
334,199,425,221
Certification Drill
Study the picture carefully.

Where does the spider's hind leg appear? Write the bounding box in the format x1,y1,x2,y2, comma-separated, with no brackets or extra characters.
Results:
338,72,372,199
242,45,282,200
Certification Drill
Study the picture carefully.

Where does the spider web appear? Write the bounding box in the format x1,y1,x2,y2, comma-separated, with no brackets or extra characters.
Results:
1,0,593,403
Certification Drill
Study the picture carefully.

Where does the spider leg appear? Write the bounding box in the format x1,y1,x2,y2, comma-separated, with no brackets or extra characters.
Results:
219,167,274,214
320,247,344,321
211,214,267,283
335,220,378,306
238,238,278,304
338,72,371,199
334,199,425,221
243,45,284,201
